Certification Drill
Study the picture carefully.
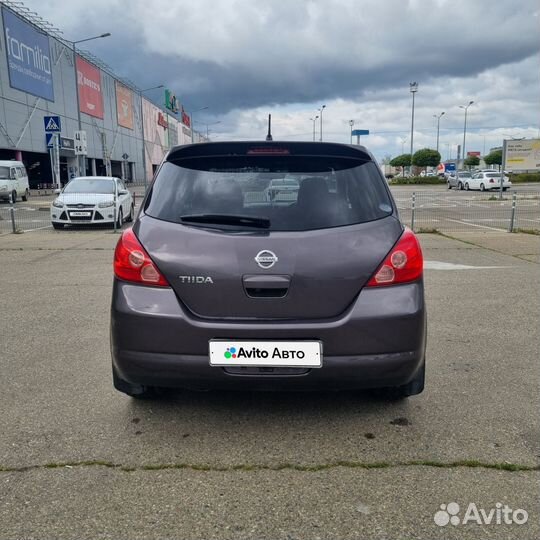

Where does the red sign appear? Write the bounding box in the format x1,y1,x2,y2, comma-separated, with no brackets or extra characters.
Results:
157,112,168,129
181,106,191,128
76,56,103,119
467,151,481,157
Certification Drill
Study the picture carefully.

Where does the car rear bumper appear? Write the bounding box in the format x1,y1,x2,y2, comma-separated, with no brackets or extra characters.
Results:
111,280,426,391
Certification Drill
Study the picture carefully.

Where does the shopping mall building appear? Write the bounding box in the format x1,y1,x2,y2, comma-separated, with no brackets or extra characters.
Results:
0,2,201,187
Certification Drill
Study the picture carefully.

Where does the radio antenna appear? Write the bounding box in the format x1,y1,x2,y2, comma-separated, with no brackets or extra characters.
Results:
266,114,273,141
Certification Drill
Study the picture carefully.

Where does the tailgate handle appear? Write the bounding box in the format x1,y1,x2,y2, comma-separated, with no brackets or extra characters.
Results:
243,275,290,298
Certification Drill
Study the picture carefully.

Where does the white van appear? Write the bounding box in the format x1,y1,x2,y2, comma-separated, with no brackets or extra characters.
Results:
0,160,30,202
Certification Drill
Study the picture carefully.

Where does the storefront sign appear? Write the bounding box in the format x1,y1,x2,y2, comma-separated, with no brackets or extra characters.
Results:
115,82,134,130
76,56,103,118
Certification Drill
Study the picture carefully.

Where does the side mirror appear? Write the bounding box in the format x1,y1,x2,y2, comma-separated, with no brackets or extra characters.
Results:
54,188,61,194
118,189,128,195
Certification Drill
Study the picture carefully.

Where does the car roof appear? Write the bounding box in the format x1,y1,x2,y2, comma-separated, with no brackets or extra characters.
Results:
70,176,117,181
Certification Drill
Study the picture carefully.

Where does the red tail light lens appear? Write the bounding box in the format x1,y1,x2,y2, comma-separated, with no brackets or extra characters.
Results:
114,229,169,287
367,228,423,287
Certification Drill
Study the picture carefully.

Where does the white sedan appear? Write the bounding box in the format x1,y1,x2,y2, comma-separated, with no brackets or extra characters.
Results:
464,172,512,192
51,176,134,229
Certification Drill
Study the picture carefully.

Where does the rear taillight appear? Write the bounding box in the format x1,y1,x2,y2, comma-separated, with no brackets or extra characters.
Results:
114,228,169,287
367,228,423,287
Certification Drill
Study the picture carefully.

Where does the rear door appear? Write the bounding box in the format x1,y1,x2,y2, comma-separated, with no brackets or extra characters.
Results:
137,142,403,320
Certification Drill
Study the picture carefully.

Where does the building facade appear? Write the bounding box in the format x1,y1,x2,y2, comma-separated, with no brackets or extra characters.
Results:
0,3,198,187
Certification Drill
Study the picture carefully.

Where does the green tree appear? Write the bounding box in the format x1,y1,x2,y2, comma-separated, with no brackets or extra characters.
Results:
412,148,441,169
389,154,412,177
464,155,480,169
484,149,502,170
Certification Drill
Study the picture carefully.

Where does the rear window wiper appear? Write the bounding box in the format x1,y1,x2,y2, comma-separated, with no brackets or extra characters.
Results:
180,214,271,229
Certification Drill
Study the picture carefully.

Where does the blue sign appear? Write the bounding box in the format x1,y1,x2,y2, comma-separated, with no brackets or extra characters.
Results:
2,7,54,101
445,162,456,172
351,129,369,136
44,115,61,132
45,133,54,148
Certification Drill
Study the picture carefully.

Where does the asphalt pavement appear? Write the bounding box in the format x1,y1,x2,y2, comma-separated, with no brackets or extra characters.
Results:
0,231,538,539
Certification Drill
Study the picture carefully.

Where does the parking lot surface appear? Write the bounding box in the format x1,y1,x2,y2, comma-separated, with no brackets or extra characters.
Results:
0,231,538,539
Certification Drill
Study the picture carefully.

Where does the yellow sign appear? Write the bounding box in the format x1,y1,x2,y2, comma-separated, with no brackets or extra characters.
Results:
505,139,540,171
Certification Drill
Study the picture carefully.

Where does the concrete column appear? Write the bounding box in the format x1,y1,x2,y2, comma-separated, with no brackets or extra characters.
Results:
91,158,97,176
15,150,22,161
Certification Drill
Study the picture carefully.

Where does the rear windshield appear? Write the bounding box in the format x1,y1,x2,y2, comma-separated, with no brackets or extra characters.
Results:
144,157,393,231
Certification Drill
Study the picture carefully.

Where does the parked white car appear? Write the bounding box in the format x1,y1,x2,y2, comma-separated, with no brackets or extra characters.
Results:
464,171,512,192
0,160,30,202
50,176,134,229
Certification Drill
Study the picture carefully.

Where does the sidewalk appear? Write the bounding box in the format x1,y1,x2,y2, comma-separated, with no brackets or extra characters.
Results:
441,231,540,263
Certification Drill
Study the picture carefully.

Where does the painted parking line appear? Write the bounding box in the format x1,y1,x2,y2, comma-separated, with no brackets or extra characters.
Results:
444,218,507,232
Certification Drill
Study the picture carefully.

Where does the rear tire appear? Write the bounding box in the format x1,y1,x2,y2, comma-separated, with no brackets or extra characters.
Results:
480,183,485,192
465,182,470,191
447,183,452,190
390,362,425,399
503,187,508,192
22,189,29,202
112,366,160,399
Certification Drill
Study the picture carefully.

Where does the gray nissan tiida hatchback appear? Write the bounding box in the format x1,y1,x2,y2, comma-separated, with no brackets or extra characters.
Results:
111,141,426,398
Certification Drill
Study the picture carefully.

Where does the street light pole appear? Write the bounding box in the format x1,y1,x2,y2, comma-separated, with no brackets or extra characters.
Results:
310,116,319,141
459,101,474,169
433,111,445,153
409,82,418,171
319,105,326,142
349,120,354,144
71,32,111,179
189,106,209,143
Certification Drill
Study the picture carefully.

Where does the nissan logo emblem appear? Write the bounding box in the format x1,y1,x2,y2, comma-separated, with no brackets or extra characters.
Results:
254,250,278,269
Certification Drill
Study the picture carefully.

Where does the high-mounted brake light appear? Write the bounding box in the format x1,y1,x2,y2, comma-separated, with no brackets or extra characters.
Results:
247,147,290,155
367,228,423,287
114,229,169,287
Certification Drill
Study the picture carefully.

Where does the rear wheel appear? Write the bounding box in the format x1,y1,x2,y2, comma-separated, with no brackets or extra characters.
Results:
458,182,463,190
503,187,508,192
112,366,160,399
390,362,425,399
22,189,29,202
480,183,486,192
465,182,470,191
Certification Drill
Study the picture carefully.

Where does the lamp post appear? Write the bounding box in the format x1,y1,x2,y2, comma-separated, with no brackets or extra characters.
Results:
433,111,445,153
139,85,164,188
409,82,418,172
349,120,355,144
319,105,326,142
189,106,209,143
400,137,407,155
71,32,111,178
194,120,221,139
459,101,474,169
310,116,319,141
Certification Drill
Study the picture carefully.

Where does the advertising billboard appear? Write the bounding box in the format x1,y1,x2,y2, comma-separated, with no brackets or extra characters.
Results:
76,56,103,118
115,82,133,130
2,7,54,101
505,139,540,171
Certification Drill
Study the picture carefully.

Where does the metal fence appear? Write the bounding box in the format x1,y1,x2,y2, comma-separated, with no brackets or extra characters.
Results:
1,188,539,237
396,190,540,233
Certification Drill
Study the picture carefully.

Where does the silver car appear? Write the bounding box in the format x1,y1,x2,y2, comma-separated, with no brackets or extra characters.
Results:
447,171,472,190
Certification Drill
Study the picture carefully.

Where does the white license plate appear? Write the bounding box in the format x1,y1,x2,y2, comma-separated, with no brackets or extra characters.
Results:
209,340,322,368
69,211,91,217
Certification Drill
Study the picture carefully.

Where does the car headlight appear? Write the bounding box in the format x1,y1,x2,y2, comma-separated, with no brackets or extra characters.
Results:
98,200,115,208
52,199,64,208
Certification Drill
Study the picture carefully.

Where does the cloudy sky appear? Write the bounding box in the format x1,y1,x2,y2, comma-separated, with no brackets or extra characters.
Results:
24,0,540,160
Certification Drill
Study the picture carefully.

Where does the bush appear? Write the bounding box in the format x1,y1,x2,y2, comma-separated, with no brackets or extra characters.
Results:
390,176,445,185
509,172,540,183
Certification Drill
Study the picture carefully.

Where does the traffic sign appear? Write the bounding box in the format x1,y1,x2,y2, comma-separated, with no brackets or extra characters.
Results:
74,130,87,155
351,129,369,136
122,153,129,160
45,133,55,148
44,115,61,132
